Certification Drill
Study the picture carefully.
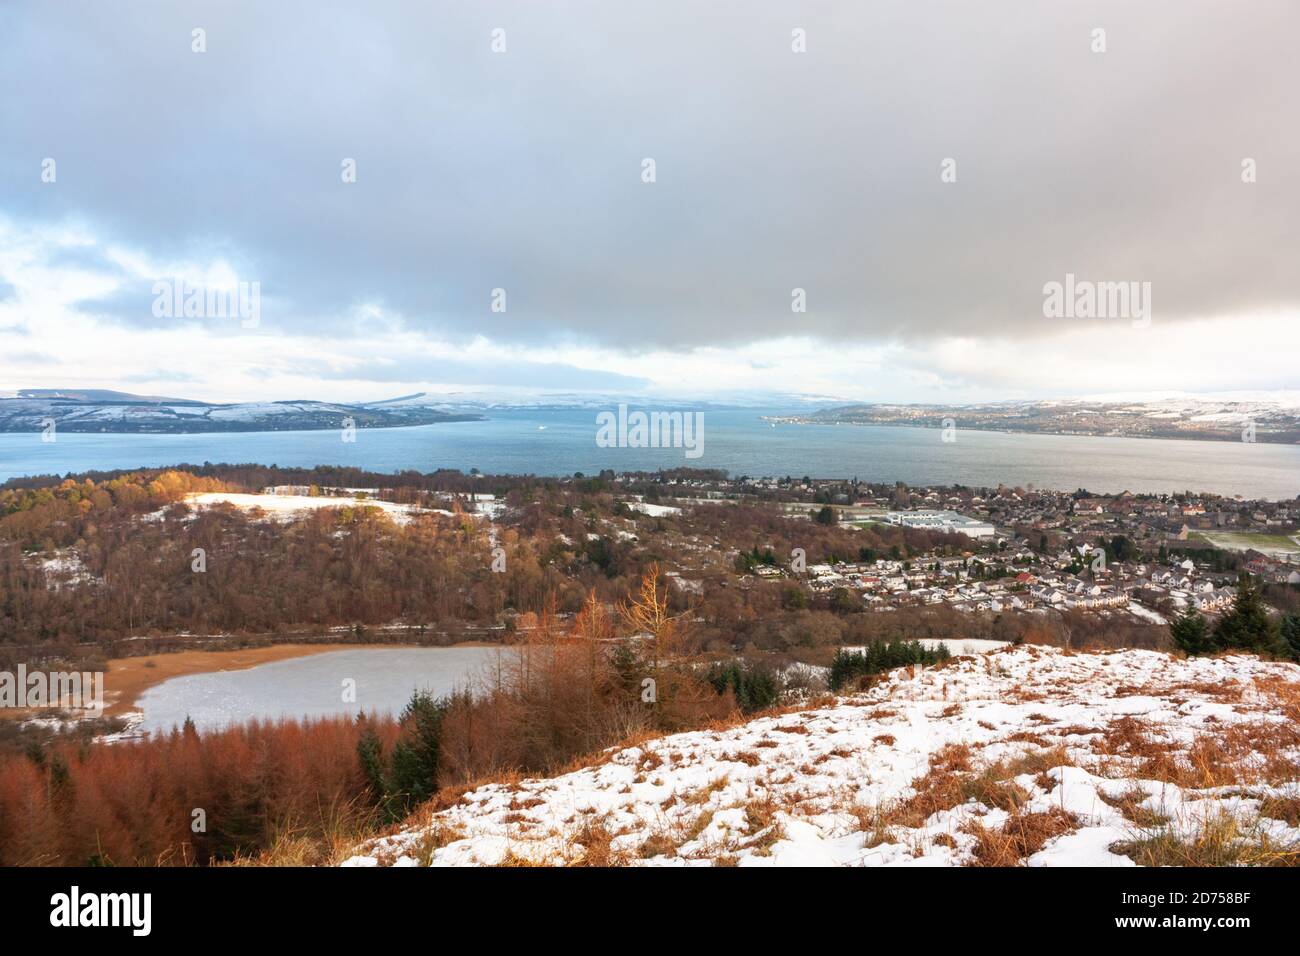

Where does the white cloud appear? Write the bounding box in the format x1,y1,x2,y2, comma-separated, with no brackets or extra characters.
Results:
2,219,1296,405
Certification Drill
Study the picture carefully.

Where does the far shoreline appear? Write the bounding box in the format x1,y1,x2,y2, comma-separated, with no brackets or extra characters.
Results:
765,417,1300,446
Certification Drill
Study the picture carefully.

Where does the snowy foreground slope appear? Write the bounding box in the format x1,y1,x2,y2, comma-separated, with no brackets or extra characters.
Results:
343,646,1300,867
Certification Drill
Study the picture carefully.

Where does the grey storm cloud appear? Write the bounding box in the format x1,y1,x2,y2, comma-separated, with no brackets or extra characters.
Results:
2,0,1297,351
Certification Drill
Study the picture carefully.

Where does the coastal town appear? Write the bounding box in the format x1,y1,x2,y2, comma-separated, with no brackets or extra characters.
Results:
26,465,1292,632
607,472,1300,623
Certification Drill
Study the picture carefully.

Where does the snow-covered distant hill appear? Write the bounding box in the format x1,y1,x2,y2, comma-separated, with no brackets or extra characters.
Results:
1065,391,1300,427
0,387,843,433
360,389,839,411
788,391,1300,443
1076,390,1300,410
8,386,1297,439
0,389,483,433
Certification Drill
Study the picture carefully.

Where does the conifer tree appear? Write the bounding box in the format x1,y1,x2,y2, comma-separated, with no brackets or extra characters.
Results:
1281,613,1300,662
1212,573,1283,655
389,690,444,809
356,722,387,805
1169,605,1212,656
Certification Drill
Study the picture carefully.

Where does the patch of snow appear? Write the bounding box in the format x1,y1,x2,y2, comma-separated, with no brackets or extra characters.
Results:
628,500,682,517
1126,603,1167,625
842,638,1008,657
344,646,1300,867
183,492,463,525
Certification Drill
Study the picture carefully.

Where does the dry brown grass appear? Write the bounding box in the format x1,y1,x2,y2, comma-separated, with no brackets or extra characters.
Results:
743,793,779,831
861,815,894,849
681,809,716,844
1005,731,1051,747
634,796,733,861
1098,784,1170,829
741,794,786,854
636,832,677,859
1054,724,1104,738
1111,811,1300,867
635,750,663,772
567,817,629,867
405,822,467,866
1160,679,1246,703
965,807,1079,866
224,830,357,868
682,776,729,806
993,745,1076,780
1258,795,1300,827
897,742,1075,828
1096,716,1175,759
1094,714,1300,792
930,743,974,773
1253,675,1300,721
496,850,549,867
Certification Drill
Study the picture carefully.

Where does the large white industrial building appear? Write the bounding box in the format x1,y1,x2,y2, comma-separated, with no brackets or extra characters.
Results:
884,510,997,539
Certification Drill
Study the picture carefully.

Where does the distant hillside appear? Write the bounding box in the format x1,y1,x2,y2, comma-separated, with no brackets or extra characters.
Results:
14,387,201,404
773,394,1300,444
0,387,830,432
0,390,484,433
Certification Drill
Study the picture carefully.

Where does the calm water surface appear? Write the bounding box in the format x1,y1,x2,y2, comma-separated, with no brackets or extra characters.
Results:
134,647,501,733
2,408,1297,498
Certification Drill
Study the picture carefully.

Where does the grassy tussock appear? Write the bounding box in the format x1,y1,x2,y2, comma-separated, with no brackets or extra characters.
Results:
964,808,1080,867
1112,811,1300,867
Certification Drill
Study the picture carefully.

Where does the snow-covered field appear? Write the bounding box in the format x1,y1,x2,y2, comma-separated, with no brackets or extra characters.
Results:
842,639,1008,657
344,645,1300,867
1126,603,1168,625
181,492,459,525
628,500,682,517
1196,531,1300,558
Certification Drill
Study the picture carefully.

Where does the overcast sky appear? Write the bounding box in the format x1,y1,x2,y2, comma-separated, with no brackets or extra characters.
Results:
1,1,1297,404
